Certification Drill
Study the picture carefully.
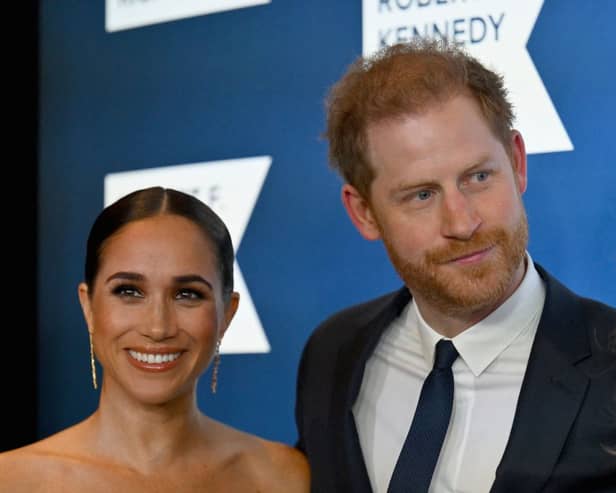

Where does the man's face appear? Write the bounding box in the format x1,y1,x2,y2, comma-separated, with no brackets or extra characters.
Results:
343,94,528,320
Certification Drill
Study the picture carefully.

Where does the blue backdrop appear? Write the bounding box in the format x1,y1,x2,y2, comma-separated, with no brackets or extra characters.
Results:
38,0,615,446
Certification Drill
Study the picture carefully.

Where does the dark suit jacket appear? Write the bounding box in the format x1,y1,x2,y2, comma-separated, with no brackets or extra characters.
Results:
295,264,616,492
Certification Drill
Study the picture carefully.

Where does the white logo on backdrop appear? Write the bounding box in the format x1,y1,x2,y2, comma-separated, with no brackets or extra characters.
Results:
104,156,272,354
106,0,271,32
362,0,572,154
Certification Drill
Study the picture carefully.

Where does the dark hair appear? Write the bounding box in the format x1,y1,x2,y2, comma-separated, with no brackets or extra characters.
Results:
84,187,234,303
325,37,514,198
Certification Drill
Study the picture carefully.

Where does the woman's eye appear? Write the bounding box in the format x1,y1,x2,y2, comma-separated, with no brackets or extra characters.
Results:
176,289,204,301
112,285,143,298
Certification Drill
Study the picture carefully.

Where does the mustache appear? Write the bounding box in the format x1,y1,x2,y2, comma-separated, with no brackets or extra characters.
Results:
425,229,507,264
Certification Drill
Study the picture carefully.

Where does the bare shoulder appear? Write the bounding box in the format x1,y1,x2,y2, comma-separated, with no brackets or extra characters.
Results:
0,424,90,493
257,438,310,490
0,446,32,491
0,441,65,493
208,419,310,492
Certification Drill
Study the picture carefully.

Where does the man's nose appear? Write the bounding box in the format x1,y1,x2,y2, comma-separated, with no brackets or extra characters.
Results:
440,189,482,240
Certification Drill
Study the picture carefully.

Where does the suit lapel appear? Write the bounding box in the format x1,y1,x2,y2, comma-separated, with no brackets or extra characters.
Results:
491,265,591,493
330,288,411,492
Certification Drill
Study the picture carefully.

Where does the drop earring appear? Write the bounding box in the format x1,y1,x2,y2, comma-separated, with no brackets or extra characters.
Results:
89,331,98,390
211,339,221,394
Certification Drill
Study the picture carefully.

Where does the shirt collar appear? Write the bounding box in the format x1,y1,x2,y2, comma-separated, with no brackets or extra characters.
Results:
410,253,545,376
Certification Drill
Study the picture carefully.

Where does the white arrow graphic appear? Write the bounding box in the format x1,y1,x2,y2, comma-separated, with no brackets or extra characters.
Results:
104,156,272,354
106,0,271,32
362,0,572,154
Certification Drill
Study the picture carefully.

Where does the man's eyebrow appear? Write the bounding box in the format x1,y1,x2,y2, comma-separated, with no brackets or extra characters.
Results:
388,175,443,200
390,157,493,194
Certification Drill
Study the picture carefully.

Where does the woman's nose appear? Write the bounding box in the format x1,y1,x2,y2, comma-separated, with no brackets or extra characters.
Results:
143,299,177,341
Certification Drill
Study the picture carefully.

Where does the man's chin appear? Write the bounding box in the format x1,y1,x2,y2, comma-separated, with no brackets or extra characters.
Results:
406,263,516,316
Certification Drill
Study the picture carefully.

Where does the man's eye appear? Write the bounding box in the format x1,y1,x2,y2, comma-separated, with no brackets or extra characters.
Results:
415,190,433,201
473,171,490,182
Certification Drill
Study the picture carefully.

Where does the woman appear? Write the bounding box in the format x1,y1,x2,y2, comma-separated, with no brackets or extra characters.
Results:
0,187,310,492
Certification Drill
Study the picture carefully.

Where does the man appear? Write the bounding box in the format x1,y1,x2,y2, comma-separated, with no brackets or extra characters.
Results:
295,38,616,493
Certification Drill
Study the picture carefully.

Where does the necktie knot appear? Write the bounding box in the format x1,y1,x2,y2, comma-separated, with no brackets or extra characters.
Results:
434,339,458,370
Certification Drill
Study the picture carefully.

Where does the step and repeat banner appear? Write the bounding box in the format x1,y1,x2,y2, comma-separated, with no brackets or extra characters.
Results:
39,0,615,444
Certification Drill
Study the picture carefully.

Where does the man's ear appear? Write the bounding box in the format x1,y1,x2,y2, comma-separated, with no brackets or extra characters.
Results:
341,184,381,241
510,130,528,194
78,282,94,334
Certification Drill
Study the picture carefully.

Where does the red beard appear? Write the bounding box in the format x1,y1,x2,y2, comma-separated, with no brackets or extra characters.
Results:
383,210,528,318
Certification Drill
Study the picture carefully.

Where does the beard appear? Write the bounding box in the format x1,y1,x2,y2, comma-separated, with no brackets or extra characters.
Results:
382,209,529,318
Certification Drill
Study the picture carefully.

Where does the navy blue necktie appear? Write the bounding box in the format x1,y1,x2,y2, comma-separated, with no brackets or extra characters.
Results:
387,339,459,493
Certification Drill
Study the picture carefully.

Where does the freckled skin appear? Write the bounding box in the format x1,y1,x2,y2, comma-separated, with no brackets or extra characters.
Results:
342,94,529,337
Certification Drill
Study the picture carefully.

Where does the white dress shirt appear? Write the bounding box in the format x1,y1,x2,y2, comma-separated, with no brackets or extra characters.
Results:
352,254,546,493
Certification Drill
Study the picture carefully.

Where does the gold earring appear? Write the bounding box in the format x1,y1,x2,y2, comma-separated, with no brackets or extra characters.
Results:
89,332,98,390
211,339,221,394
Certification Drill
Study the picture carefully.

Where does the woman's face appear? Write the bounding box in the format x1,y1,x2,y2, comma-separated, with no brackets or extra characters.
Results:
78,213,238,405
